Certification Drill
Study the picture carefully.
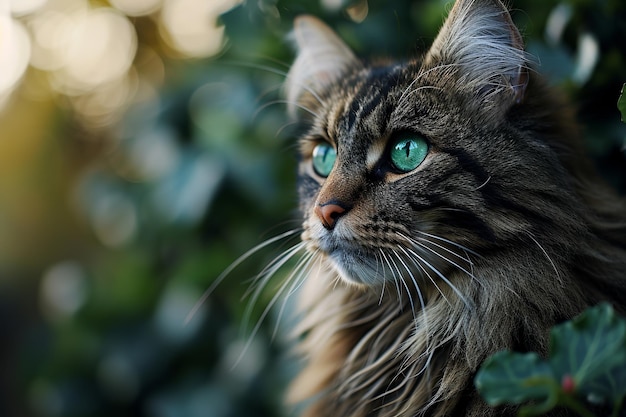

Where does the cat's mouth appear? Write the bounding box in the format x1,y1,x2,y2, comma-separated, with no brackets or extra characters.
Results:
310,232,408,286
302,226,379,285
306,225,463,289
303,219,452,287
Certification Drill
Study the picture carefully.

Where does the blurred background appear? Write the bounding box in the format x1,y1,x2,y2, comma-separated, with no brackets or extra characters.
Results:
0,0,624,416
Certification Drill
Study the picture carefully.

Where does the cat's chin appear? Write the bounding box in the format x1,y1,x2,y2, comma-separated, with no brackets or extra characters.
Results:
331,263,381,287
325,250,387,287
310,238,414,288
305,223,411,287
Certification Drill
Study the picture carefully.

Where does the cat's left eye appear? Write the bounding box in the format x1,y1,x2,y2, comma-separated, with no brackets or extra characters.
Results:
389,134,429,173
312,142,336,177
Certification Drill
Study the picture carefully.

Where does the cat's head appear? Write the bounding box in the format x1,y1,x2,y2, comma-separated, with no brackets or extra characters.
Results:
287,0,572,288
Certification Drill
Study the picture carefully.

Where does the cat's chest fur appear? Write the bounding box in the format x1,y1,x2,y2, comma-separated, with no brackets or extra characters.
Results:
282,0,626,416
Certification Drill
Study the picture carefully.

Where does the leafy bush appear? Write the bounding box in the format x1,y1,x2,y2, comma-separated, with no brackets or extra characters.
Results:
475,303,626,417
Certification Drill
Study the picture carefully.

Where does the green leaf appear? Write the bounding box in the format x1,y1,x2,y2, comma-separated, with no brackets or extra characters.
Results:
475,351,558,408
583,365,626,410
618,83,626,123
549,303,626,405
476,304,626,416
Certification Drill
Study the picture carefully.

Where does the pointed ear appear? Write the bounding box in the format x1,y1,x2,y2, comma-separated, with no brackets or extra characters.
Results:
286,16,361,117
424,0,530,106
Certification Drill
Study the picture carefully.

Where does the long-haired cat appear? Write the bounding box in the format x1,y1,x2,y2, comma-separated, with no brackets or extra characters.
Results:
275,0,626,415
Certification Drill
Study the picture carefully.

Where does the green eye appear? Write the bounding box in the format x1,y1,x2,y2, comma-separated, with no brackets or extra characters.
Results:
389,134,429,173
312,142,336,177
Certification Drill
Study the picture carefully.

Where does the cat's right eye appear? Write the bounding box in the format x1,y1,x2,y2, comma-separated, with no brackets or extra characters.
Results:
312,142,336,177
389,133,429,173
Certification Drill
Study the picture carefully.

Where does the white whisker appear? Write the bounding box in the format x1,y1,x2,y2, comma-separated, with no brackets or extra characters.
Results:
219,59,290,77
374,251,386,305
418,252,471,308
416,230,483,258
276,119,301,138
474,175,492,190
526,232,561,284
255,99,320,119
212,60,327,119
225,59,326,109
184,229,301,325
242,241,307,331
243,239,305,298
401,245,455,306
233,246,315,370
271,249,317,339
398,232,480,286
394,245,428,320
389,248,422,319
379,249,404,305
397,62,460,106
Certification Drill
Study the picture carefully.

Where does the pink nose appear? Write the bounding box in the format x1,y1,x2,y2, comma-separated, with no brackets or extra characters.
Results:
315,202,347,230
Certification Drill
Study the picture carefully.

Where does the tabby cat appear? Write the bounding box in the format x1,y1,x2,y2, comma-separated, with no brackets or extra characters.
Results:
278,0,626,416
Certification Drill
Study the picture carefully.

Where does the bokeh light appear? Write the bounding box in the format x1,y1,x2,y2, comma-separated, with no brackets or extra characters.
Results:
48,7,137,92
160,0,242,58
1,0,242,123
0,16,30,100
39,260,88,321
8,0,48,16
108,0,161,17
28,10,73,71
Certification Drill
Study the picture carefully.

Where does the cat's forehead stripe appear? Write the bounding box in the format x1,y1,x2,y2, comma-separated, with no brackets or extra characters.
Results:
345,66,401,136
326,102,344,144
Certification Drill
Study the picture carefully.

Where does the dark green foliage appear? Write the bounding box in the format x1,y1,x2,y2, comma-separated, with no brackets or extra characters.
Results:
475,352,558,414
475,304,626,417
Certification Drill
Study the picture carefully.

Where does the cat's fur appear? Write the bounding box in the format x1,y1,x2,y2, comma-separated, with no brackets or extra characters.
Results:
282,0,626,415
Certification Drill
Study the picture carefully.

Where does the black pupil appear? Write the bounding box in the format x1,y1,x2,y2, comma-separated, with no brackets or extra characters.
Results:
321,147,329,161
403,141,411,157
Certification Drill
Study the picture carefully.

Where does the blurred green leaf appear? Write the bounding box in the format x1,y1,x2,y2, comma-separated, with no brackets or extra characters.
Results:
476,304,626,416
549,303,626,406
475,351,558,413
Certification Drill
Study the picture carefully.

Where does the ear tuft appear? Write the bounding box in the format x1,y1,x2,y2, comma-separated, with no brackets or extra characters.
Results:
425,0,532,106
286,16,361,117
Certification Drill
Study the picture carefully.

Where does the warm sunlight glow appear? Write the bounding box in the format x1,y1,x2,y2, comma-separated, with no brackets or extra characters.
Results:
23,5,139,124
109,0,162,17
0,16,30,96
29,10,71,71
51,8,137,92
9,0,48,16
2,0,242,118
160,0,242,57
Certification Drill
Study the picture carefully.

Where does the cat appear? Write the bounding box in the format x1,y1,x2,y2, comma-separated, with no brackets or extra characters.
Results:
277,0,626,416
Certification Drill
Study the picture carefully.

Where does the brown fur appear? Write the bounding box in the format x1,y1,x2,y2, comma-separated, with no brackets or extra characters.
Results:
284,0,626,415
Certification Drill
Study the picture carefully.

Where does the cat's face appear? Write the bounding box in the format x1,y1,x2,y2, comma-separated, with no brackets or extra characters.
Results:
289,1,558,288
297,63,491,286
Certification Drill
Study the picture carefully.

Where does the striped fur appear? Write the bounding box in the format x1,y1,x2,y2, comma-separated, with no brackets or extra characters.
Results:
285,0,626,416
